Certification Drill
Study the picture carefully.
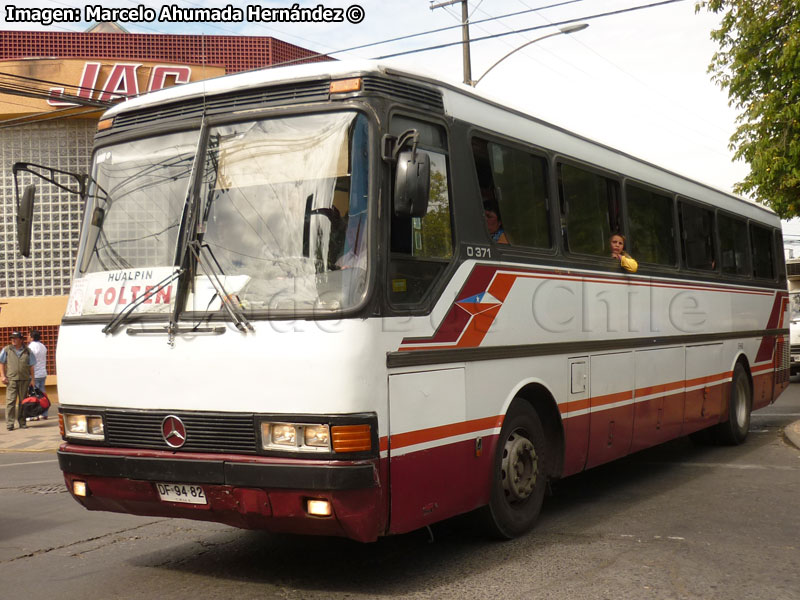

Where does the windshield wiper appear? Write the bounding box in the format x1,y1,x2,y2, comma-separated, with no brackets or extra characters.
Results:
187,240,253,333
102,268,184,335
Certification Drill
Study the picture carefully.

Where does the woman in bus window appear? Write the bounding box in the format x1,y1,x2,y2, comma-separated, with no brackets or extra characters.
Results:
484,200,509,244
610,233,637,273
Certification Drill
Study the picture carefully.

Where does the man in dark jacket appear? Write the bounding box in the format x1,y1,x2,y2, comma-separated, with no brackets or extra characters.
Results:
1,331,36,431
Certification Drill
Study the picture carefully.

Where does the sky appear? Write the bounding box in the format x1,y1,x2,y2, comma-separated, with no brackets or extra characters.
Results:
4,0,800,243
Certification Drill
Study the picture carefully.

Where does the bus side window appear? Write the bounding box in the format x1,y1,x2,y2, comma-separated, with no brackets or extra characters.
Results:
627,183,676,266
718,213,750,276
388,118,453,305
679,200,717,270
559,163,620,256
750,223,775,279
471,137,551,249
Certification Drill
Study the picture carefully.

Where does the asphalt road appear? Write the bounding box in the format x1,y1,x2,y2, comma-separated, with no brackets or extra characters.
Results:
1,389,799,600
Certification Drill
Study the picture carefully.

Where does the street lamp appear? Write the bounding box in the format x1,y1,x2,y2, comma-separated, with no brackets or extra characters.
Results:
472,23,589,87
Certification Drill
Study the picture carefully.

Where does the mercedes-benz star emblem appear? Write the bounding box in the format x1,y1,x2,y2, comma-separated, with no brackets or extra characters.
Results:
161,415,187,448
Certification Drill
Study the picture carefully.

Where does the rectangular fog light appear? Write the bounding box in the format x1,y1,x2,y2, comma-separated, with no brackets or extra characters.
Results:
73,480,88,497
306,499,332,517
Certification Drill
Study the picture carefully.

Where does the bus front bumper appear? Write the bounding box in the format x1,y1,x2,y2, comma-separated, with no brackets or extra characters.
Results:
58,445,384,543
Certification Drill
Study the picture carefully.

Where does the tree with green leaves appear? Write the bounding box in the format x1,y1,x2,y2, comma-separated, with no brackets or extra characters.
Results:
700,1,800,218
419,169,453,258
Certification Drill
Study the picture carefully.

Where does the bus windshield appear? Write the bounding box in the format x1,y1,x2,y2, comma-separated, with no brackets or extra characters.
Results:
73,111,369,318
82,129,200,274
191,112,369,313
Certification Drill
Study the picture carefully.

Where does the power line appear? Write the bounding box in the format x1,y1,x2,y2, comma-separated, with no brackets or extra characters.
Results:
0,106,105,129
0,71,114,107
375,0,687,59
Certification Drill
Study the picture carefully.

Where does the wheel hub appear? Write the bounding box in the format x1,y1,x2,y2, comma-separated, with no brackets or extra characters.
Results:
501,432,539,502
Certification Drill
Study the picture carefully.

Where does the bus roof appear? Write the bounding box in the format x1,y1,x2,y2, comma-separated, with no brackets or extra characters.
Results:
104,59,779,226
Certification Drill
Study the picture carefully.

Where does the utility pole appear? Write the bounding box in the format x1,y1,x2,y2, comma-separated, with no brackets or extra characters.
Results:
430,0,472,86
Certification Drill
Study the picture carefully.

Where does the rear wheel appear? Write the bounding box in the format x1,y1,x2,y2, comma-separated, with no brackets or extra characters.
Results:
711,362,752,445
482,400,549,539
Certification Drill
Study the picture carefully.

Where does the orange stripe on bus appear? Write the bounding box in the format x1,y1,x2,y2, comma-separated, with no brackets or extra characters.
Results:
684,371,732,388
488,273,517,303
457,304,501,348
390,415,504,451
559,368,735,415
560,397,591,414
590,390,633,409
635,379,686,397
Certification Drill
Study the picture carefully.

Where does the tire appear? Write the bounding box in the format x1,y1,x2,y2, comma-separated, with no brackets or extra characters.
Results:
710,363,752,445
481,400,549,539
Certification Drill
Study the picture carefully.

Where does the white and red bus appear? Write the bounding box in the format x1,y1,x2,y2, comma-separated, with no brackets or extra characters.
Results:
17,61,789,542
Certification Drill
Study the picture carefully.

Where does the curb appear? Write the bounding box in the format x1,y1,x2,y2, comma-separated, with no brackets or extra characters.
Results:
785,420,800,451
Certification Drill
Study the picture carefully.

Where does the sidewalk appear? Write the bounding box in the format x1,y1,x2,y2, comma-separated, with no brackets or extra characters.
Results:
0,414,62,452
0,389,62,452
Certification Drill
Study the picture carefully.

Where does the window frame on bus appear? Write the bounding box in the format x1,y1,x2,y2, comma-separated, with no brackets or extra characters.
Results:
468,130,556,256
749,220,777,281
775,228,788,286
716,209,752,279
385,110,457,312
677,196,719,274
622,178,680,270
555,157,623,265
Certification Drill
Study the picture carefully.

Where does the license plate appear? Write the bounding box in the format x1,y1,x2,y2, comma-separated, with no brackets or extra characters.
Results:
156,483,207,505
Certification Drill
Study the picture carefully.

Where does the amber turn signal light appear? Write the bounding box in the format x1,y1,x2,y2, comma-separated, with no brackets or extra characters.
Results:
331,424,371,453
329,78,362,94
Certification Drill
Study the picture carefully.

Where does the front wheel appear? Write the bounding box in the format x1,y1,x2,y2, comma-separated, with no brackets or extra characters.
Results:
711,362,752,445
481,400,549,539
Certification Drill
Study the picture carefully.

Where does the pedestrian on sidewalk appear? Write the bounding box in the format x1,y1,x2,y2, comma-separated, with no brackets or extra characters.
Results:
27,330,48,419
1,331,36,431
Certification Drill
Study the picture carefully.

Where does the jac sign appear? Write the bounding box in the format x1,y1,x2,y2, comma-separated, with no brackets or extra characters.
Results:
48,62,195,106
0,59,225,118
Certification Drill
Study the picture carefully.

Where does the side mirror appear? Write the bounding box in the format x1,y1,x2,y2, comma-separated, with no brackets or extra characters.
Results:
17,185,35,257
394,150,430,218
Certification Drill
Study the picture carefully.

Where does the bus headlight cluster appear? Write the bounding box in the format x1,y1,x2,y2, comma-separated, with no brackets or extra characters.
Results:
259,421,373,454
64,414,105,441
261,422,331,452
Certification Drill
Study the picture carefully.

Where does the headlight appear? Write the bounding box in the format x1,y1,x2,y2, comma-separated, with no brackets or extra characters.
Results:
64,414,105,441
260,422,330,452
304,425,330,447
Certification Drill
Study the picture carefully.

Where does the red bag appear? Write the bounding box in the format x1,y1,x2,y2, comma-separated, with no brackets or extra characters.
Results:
21,386,50,417
26,386,50,409
21,395,45,418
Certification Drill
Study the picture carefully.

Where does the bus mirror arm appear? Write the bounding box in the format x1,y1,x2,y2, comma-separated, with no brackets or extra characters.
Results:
381,134,396,162
13,161,92,258
13,161,87,197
